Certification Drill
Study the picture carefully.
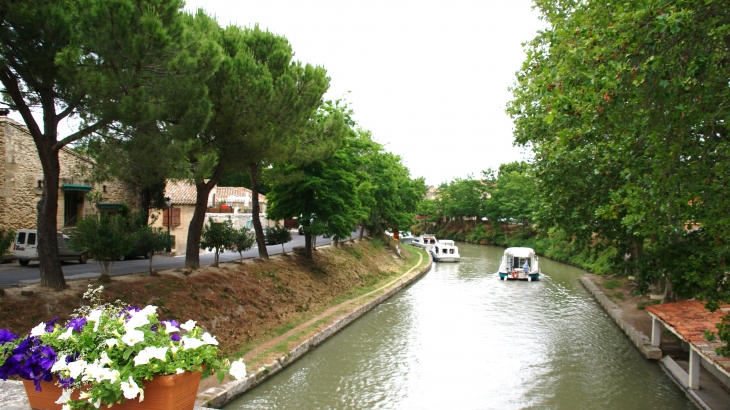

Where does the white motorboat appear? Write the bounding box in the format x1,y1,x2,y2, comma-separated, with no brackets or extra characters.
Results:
498,247,540,281
410,234,438,251
431,239,460,262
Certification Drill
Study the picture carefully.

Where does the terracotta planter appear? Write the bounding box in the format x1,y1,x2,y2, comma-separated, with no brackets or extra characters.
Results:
22,370,201,410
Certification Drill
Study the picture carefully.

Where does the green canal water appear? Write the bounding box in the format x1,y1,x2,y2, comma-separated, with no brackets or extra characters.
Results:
224,243,694,409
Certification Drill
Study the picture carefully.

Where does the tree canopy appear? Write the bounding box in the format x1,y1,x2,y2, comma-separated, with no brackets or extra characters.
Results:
508,0,730,302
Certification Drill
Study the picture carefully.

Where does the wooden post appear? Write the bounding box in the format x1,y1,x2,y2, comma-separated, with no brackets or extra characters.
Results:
651,317,662,347
689,347,701,390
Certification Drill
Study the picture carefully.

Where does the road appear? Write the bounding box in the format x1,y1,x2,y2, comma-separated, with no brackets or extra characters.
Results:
0,232,352,287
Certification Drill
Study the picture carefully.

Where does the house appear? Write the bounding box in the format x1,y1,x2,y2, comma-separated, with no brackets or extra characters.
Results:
0,113,138,235
152,181,275,255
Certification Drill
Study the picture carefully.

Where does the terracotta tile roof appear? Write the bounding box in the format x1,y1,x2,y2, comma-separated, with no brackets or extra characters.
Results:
216,186,267,203
165,180,215,206
647,301,730,373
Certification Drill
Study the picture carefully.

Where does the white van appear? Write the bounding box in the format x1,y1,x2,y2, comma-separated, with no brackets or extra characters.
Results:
13,229,88,266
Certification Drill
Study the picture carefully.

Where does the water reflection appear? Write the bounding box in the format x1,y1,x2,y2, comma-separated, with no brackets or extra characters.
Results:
225,244,693,410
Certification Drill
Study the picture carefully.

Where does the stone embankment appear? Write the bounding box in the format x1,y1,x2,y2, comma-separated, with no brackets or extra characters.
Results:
196,248,432,408
579,275,662,360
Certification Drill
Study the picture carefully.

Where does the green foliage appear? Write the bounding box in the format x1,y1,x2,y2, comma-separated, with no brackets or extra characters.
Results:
0,229,14,256
71,215,134,281
265,226,292,254
232,227,256,262
200,218,235,267
603,281,621,290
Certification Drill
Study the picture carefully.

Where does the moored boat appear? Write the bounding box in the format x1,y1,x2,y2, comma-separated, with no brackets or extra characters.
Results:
431,239,460,262
498,247,540,281
410,234,438,251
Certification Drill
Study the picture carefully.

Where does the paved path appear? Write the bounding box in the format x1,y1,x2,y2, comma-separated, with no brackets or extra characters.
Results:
0,232,354,287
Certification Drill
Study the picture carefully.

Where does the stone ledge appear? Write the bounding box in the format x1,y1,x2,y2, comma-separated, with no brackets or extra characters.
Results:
579,275,662,360
198,253,433,408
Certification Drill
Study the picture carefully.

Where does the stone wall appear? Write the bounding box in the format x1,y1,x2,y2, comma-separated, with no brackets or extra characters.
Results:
1,117,138,232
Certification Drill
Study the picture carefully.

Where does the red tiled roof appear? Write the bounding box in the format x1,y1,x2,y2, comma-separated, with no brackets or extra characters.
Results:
647,301,730,373
165,180,215,206
216,186,267,203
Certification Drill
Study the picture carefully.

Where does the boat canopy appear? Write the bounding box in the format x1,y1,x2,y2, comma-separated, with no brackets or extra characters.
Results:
504,247,535,258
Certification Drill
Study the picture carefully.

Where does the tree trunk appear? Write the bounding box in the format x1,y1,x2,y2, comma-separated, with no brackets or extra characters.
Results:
281,243,287,255
149,256,159,276
99,260,112,282
359,221,366,241
185,161,224,269
249,163,269,260
213,250,219,267
304,232,313,259
36,139,66,289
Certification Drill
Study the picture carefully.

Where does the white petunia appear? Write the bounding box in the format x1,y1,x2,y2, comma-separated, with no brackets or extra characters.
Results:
62,405,71,410
201,332,218,346
171,346,178,354
163,322,179,334
57,328,74,340
55,389,73,404
67,360,87,379
180,336,204,350
86,309,102,332
133,349,150,366
229,360,247,380
99,352,112,367
139,305,157,317
124,313,150,331
175,368,185,374
121,329,145,346
146,346,168,361
51,355,69,373
30,322,46,337
120,376,141,400
180,320,196,332
106,369,121,383
104,338,119,348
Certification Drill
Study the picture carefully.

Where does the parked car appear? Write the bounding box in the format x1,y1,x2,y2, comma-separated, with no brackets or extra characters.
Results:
13,229,88,266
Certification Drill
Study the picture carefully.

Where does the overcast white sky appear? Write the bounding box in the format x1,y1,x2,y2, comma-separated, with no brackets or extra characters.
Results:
183,0,544,186
8,0,544,187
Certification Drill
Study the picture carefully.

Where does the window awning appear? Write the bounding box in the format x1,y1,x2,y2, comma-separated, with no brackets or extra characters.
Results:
61,184,92,192
96,203,124,210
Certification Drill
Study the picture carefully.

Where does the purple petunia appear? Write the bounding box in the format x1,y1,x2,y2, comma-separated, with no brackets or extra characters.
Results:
0,337,57,391
0,329,18,344
171,333,181,342
66,317,87,333
44,318,59,333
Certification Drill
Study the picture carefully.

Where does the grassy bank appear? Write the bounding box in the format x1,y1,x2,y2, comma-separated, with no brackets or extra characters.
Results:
0,238,428,374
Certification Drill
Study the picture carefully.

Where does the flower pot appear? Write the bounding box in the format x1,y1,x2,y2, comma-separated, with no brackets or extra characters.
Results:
23,370,201,410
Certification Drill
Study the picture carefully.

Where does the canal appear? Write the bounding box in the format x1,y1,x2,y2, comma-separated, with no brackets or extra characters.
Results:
225,243,694,409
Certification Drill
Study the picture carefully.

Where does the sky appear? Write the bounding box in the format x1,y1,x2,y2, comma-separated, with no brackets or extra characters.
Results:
182,0,545,187
7,0,545,187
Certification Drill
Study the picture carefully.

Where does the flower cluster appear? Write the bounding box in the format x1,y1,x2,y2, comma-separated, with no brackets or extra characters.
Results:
0,285,246,409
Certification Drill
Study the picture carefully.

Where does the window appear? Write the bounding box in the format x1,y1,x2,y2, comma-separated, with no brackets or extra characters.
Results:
102,185,107,193
37,180,43,188
16,232,26,245
27,233,36,245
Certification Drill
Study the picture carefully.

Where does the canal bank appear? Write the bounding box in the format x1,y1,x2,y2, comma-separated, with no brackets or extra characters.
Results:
581,274,730,410
196,244,432,408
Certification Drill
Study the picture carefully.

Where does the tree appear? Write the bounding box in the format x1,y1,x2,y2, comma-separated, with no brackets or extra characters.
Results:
508,0,730,325
70,215,133,282
265,225,292,255
133,225,173,276
0,0,219,289
200,218,235,267
231,227,256,263
229,26,330,260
